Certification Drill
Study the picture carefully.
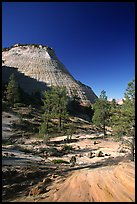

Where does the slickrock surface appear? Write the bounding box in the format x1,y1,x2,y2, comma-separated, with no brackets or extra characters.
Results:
12,162,135,202
45,162,135,202
2,44,97,104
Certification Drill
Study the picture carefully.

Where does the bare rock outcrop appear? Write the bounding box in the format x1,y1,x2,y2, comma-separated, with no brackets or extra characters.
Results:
2,44,97,104
42,162,135,202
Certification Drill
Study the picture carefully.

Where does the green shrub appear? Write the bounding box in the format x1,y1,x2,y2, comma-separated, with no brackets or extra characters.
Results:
97,151,104,157
13,103,25,108
52,159,69,164
62,144,73,151
66,123,76,141
2,140,13,146
2,100,9,111
39,122,46,137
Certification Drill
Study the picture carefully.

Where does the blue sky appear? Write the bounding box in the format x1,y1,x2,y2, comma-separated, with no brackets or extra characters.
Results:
2,2,135,100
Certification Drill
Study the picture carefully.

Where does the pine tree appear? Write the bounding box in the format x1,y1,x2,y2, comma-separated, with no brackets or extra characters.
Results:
41,89,55,132
52,87,69,130
123,79,135,136
39,86,69,139
39,89,55,142
109,98,120,131
110,104,124,137
121,79,135,161
110,79,135,161
68,89,81,114
5,73,20,107
92,90,110,137
111,79,135,137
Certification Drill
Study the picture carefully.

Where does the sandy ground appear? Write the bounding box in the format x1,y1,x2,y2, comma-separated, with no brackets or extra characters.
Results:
2,134,127,167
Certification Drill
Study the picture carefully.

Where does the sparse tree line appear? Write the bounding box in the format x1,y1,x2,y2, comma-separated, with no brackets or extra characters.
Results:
92,84,135,139
2,73,135,160
92,79,135,161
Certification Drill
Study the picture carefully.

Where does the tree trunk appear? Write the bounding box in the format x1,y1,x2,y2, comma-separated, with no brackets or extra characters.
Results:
46,119,49,131
44,133,49,144
59,115,61,130
130,138,134,161
103,123,106,139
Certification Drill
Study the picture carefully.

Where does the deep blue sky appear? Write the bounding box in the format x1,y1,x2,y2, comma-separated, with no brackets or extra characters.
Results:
2,2,135,100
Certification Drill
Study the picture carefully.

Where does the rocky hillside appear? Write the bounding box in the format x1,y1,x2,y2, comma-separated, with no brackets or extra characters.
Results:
2,44,97,105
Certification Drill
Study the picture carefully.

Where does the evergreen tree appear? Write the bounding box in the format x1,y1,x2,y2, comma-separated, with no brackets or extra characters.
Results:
39,86,69,139
52,87,69,130
5,73,20,107
41,89,55,132
68,89,81,114
110,104,124,137
111,99,117,109
122,79,135,136
66,122,76,141
92,90,110,137
111,79,135,138
109,98,119,128
110,79,135,161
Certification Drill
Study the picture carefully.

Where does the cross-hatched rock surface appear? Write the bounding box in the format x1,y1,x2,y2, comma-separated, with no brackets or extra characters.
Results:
2,44,98,104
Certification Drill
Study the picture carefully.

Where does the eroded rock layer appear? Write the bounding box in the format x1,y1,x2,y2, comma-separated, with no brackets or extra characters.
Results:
2,44,98,104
